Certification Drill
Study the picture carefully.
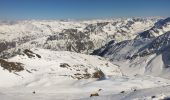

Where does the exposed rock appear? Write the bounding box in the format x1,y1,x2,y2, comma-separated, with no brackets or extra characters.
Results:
0,59,24,72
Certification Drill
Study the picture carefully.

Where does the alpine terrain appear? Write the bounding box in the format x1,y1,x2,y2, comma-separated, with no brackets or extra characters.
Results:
1,17,170,100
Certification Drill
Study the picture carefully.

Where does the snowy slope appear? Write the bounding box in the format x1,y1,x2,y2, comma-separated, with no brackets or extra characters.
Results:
92,17,170,78
0,17,158,58
1,17,170,100
80,85,170,100
1,48,170,100
0,71,170,100
136,17,170,39
0,48,122,87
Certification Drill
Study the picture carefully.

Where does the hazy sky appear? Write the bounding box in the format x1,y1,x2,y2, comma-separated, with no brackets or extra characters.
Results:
0,0,170,20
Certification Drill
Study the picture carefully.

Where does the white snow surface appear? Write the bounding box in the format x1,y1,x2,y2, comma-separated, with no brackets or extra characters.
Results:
0,48,170,100
1,17,170,100
0,18,158,54
0,48,122,87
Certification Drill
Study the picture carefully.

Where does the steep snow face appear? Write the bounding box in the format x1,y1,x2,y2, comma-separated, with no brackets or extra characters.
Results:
92,38,153,61
0,18,157,58
135,31,170,56
92,18,170,78
135,17,170,39
0,48,122,87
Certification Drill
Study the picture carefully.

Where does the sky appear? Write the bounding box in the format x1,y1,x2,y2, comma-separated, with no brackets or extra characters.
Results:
0,0,170,20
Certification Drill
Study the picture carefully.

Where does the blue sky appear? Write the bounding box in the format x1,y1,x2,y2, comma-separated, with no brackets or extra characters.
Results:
0,0,170,20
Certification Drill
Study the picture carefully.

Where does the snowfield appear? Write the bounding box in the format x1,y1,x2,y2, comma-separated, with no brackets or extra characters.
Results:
0,48,170,100
0,48,122,87
0,76,170,100
1,17,170,100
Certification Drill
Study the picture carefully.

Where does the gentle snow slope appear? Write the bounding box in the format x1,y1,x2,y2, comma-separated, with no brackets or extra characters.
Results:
1,49,170,100
0,48,122,87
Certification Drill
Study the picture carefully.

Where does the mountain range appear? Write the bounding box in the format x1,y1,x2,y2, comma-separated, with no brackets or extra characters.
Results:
1,17,170,100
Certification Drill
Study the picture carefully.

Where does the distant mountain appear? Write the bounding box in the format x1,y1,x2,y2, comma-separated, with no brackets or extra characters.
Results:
92,17,170,78
1,17,170,100
135,17,170,39
0,18,157,58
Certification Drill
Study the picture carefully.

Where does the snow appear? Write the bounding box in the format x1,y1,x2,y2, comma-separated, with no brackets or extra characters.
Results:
0,75,170,100
0,48,122,87
0,17,157,55
1,17,170,100
0,48,170,100
93,17,170,78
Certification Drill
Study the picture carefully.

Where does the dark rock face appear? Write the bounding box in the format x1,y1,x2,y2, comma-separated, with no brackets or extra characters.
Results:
92,40,116,56
132,31,170,59
0,35,42,59
135,30,155,39
90,93,99,97
23,49,41,58
0,59,24,72
92,69,105,80
45,28,95,53
60,63,71,68
154,17,170,28
135,17,170,40
92,39,137,60
85,22,109,33
0,41,16,53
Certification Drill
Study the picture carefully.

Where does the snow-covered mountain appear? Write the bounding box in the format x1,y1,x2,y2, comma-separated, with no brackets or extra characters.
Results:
0,18,158,58
92,17,170,78
1,48,170,100
2,17,170,100
0,48,122,87
136,17,170,39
